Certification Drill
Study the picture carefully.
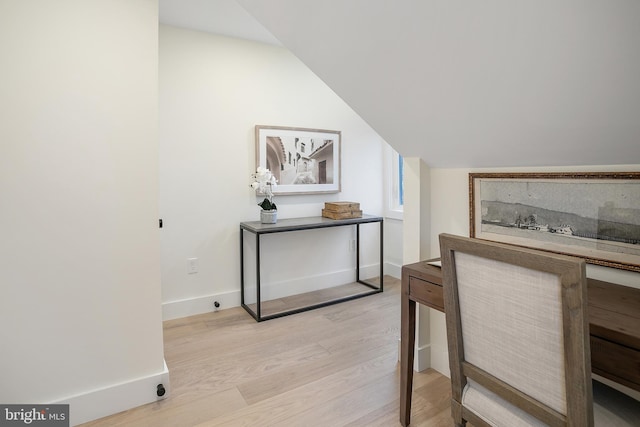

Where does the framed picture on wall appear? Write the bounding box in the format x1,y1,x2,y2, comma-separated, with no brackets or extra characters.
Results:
255,125,341,195
469,172,640,272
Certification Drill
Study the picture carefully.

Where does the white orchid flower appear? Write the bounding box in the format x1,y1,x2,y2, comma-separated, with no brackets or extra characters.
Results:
250,168,277,210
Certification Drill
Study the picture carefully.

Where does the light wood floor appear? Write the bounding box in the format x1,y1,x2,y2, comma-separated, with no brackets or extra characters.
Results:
80,277,453,426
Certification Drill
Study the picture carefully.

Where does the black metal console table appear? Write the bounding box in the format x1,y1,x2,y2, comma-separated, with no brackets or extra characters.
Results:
240,214,384,321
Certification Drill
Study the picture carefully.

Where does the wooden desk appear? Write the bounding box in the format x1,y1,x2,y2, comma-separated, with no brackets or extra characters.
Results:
400,259,640,426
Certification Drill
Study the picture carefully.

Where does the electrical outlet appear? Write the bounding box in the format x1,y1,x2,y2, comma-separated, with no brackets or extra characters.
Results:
187,258,198,274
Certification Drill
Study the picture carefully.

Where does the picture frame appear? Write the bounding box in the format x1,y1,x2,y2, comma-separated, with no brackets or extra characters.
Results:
255,125,341,195
469,172,640,272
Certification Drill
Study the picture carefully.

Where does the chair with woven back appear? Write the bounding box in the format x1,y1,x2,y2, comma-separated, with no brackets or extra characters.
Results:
438,233,640,427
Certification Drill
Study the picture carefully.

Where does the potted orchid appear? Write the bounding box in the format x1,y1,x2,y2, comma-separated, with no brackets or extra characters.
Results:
250,167,278,223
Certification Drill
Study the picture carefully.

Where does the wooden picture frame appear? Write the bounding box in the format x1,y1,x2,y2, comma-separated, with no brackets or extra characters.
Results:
255,125,341,195
469,172,640,272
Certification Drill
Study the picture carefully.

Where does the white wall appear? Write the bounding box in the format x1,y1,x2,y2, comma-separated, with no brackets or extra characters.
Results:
0,1,166,425
384,218,403,278
427,164,640,378
402,158,433,371
159,25,391,319
381,142,404,278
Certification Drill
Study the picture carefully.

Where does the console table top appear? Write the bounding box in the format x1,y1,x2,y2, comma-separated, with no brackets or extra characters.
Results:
240,214,383,234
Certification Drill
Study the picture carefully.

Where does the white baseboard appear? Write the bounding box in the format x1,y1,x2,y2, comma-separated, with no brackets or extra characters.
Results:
255,265,381,301
414,343,432,372
384,261,402,279
429,342,451,378
163,289,241,321
396,340,432,372
56,360,170,426
163,264,383,321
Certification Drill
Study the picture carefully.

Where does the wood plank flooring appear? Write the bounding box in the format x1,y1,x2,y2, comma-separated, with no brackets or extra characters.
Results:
80,277,453,426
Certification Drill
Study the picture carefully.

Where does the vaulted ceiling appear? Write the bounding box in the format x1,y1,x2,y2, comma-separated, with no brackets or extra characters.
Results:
161,0,640,168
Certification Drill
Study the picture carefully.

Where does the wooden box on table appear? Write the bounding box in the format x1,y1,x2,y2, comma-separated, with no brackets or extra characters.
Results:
322,201,363,220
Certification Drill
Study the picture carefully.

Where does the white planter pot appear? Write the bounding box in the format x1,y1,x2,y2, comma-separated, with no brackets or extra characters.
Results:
260,210,277,224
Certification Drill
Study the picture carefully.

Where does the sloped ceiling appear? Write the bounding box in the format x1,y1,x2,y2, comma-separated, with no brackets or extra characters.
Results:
161,0,640,168
236,0,640,168
159,0,281,45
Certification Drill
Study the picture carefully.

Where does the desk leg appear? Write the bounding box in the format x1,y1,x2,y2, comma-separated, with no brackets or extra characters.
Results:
400,276,416,426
